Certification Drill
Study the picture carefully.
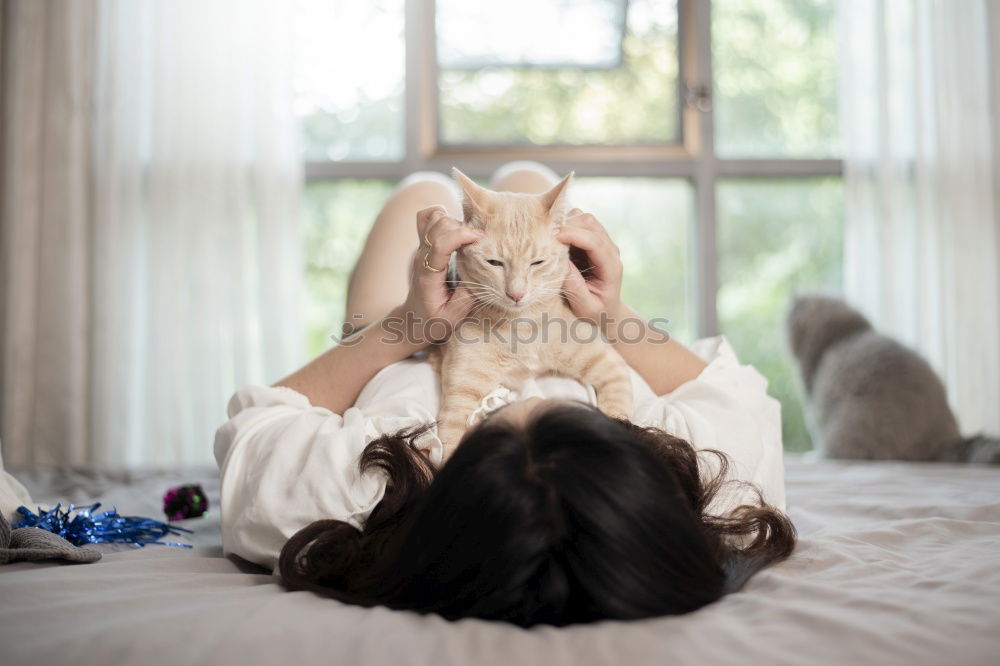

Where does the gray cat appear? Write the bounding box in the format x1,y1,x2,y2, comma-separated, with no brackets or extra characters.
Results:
787,295,999,463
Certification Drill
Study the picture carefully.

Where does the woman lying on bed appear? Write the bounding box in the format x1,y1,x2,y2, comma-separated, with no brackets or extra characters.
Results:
213,162,795,628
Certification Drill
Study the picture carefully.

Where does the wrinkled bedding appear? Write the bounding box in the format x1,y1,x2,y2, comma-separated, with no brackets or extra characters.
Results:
0,457,998,666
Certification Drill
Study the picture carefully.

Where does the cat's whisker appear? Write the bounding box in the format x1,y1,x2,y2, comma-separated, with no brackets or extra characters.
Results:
469,293,503,306
451,294,479,308
531,289,566,299
452,280,496,290
467,303,489,318
467,289,504,308
559,289,582,305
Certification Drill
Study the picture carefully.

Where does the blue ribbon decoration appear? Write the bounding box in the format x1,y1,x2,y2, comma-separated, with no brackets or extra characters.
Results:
13,503,193,549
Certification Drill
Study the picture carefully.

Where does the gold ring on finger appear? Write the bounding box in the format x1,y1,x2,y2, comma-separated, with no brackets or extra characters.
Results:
423,252,444,272
423,232,433,248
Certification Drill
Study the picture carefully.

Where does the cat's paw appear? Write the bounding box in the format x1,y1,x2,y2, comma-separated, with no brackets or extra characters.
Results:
436,424,467,459
598,398,633,422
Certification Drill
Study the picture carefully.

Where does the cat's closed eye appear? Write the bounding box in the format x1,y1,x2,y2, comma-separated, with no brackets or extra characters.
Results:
486,259,504,267
531,259,545,266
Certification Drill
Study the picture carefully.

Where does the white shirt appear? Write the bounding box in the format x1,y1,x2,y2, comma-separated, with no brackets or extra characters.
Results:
214,336,785,573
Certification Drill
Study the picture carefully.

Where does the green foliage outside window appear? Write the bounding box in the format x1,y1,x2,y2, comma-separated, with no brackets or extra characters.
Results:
717,178,843,451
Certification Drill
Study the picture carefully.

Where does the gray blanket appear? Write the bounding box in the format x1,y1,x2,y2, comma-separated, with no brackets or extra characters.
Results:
1,457,998,666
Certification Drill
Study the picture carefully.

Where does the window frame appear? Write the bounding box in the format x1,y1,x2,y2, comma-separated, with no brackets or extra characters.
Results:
303,0,843,337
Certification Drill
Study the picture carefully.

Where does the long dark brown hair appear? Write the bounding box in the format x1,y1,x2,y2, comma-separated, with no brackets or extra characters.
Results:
279,404,795,627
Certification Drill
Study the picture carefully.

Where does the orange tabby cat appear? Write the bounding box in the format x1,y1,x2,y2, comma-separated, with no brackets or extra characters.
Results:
432,168,633,456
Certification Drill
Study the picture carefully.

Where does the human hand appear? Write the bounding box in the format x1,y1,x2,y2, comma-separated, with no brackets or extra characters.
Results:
398,205,484,345
555,209,629,330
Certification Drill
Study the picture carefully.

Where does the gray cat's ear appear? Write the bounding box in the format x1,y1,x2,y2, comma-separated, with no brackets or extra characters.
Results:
539,171,574,219
452,167,491,224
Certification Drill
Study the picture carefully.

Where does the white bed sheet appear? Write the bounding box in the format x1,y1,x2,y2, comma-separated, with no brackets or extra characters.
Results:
1,457,997,666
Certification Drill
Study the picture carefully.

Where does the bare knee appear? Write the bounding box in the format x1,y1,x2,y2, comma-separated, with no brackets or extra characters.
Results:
393,171,460,205
386,171,461,217
489,161,560,194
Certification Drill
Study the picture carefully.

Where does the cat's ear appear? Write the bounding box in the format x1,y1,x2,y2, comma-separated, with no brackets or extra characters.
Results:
452,167,491,225
539,171,574,222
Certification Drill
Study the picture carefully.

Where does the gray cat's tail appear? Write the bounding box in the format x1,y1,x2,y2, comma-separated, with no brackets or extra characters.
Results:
953,435,1000,465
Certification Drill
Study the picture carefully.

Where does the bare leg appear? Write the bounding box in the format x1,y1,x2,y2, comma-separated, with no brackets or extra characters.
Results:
489,160,560,194
344,172,461,331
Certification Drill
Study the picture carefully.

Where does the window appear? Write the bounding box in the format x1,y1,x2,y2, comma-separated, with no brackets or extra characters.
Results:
436,0,681,146
296,0,842,451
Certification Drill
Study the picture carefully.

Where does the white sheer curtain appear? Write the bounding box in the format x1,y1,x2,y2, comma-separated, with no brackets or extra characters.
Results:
0,0,302,467
838,0,1000,437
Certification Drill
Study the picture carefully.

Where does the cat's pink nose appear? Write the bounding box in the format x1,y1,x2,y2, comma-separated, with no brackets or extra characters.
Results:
507,291,525,303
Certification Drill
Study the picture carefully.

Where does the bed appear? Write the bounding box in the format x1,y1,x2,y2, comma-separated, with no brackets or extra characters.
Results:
1,456,998,666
